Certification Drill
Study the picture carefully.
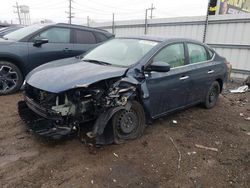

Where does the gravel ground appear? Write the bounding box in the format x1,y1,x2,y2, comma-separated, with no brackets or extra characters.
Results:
0,81,249,188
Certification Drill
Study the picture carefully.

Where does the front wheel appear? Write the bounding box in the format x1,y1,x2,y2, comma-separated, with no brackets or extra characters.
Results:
204,81,220,109
0,61,23,95
112,101,146,141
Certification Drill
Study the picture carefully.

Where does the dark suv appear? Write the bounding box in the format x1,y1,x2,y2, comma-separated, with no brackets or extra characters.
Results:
0,23,113,94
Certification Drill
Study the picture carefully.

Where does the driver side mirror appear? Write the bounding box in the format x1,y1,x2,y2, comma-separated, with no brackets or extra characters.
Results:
33,37,49,47
144,61,171,72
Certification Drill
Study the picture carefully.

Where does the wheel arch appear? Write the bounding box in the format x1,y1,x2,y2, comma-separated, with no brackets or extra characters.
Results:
215,78,223,93
0,55,25,76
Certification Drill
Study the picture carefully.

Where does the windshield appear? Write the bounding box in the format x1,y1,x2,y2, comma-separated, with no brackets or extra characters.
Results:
4,25,45,41
83,38,158,66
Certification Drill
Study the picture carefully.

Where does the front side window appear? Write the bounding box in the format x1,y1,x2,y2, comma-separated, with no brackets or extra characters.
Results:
187,43,208,64
74,29,96,44
153,43,185,68
38,27,70,43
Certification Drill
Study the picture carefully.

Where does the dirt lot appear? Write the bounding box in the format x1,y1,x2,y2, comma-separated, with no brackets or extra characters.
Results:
0,82,249,188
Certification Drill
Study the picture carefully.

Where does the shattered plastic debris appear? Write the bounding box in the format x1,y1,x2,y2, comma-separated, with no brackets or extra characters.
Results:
172,120,178,124
245,117,250,121
113,153,119,158
187,151,197,155
230,85,249,93
195,144,218,152
243,76,250,87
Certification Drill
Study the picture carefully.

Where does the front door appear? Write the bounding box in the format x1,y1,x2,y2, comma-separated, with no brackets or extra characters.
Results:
145,43,192,118
27,27,73,72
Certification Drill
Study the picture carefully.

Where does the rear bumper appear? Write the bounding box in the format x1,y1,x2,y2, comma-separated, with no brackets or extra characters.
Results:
18,101,75,139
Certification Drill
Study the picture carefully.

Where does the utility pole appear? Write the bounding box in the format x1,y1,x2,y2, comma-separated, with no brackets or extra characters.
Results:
66,0,74,24
144,9,148,35
87,16,90,26
149,3,155,19
13,2,21,25
144,5,155,34
203,1,210,43
112,13,115,34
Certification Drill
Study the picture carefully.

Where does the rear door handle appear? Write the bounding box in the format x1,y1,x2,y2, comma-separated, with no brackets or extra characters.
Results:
207,70,214,74
179,76,189,80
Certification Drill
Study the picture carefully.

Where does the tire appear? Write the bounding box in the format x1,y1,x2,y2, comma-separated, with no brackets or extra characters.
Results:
112,101,146,141
0,61,23,95
204,81,220,109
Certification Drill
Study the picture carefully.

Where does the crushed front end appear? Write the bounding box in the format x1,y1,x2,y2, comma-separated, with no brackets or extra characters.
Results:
18,79,137,143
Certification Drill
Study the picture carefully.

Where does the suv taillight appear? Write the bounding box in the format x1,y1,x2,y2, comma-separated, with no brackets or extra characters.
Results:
224,60,230,65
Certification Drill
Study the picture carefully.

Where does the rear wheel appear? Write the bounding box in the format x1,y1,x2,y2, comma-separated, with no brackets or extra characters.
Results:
204,81,220,109
112,101,146,141
0,61,23,95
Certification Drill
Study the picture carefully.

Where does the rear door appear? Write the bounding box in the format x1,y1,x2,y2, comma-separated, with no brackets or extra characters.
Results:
185,42,217,104
145,42,192,118
27,26,73,71
72,29,99,56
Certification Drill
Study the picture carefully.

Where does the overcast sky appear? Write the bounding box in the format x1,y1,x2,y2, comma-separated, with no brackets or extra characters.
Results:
0,0,208,24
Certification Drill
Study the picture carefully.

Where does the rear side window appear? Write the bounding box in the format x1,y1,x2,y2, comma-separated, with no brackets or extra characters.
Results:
207,48,214,59
39,27,70,43
94,32,108,43
187,43,208,64
153,43,185,68
74,29,96,44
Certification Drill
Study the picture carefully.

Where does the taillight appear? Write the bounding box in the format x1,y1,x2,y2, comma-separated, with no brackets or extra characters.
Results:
224,60,230,65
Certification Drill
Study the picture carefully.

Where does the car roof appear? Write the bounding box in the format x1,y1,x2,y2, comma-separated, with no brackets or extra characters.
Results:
117,35,204,44
26,23,112,36
56,23,112,35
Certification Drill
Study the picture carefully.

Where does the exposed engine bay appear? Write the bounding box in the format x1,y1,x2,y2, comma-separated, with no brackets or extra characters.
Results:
18,77,140,145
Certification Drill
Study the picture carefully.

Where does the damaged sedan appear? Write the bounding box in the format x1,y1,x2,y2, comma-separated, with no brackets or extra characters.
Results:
18,36,228,145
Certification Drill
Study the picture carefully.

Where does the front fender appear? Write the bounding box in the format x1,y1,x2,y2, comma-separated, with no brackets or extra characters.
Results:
92,102,132,136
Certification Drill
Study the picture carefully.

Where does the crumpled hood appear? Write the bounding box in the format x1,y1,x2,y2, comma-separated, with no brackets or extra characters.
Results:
26,57,128,93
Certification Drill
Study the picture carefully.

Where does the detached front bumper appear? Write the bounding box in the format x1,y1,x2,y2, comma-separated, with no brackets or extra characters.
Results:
18,101,76,139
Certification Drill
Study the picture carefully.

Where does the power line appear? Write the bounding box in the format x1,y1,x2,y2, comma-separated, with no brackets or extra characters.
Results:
28,0,66,8
74,0,145,14
85,0,141,11
32,6,67,10
73,6,144,16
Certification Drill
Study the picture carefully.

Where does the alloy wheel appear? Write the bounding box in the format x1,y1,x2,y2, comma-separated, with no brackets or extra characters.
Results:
0,65,18,92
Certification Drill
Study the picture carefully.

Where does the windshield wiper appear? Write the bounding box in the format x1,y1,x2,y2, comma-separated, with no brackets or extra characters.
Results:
82,59,112,66
2,37,8,40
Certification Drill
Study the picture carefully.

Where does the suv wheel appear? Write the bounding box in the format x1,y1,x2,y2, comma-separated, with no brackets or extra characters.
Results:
204,81,220,109
112,101,146,141
0,61,23,95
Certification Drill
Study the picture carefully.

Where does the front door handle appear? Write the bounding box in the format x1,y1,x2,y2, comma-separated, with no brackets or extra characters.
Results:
207,70,214,74
179,76,189,80
63,48,72,52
